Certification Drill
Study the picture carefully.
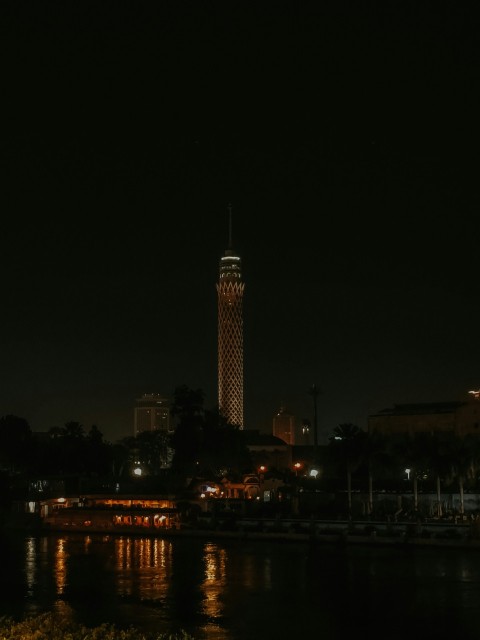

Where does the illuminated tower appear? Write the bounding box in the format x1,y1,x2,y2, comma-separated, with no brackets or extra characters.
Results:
216,206,244,428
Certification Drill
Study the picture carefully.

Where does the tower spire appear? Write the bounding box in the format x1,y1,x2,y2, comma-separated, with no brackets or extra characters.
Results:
228,203,233,249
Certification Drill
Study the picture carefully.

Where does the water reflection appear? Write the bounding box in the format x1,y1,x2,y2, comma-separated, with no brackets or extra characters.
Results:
54,537,67,595
114,536,174,602
24,538,36,595
4,533,480,640
201,543,227,619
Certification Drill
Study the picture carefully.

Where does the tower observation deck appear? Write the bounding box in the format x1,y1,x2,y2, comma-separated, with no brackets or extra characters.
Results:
216,206,244,428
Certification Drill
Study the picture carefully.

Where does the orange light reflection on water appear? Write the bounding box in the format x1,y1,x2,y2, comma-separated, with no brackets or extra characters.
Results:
201,542,227,619
114,537,173,600
54,537,67,595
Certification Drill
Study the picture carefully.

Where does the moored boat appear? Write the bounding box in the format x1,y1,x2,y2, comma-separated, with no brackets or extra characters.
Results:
40,494,180,534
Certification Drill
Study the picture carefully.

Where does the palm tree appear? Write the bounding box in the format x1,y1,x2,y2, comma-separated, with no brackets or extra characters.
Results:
329,423,366,519
446,434,480,516
392,432,430,513
363,431,390,517
424,432,454,518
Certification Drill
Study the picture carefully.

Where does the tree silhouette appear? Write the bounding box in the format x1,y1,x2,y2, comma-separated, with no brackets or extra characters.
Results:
446,434,480,515
363,430,391,516
329,423,366,519
0,414,32,473
169,385,205,476
169,386,252,482
392,433,430,513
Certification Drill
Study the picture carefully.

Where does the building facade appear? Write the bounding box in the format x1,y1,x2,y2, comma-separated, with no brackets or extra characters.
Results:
216,207,244,428
134,393,172,436
273,404,296,445
243,430,292,472
368,390,480,438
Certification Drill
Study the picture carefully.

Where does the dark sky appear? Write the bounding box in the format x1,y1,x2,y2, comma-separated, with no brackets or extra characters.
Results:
2,1,478,444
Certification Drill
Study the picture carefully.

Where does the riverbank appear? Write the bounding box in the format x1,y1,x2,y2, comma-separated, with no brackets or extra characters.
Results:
0,612,195,640
33,514,480,550
4,503,480,550
151,520,480,549
0,510,42,532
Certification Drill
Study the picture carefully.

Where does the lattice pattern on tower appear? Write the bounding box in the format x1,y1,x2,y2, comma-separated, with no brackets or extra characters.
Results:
217,272,244,428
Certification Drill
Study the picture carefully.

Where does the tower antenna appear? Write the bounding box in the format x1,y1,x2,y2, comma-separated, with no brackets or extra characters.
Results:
228,203,233,249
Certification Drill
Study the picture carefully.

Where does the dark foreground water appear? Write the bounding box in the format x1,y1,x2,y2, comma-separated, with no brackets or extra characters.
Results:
2,531,480,640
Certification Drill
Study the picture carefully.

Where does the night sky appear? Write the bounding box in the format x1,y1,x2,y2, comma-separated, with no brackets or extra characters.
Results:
2,2,478,444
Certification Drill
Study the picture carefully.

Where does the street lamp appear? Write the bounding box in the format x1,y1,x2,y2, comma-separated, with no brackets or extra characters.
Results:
308,384,320,454
258,465,266,484
301,419,310,444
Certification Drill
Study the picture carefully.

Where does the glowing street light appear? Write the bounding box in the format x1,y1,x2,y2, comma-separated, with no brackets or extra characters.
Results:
308,384,320,454
301,419,311,445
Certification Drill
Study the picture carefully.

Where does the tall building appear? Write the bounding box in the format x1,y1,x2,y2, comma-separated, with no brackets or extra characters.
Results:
216,206,244,428
273,404,296,445
134,393,172,436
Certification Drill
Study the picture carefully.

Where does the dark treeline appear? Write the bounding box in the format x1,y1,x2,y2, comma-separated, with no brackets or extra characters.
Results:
2,386,480,520
0,385,254,507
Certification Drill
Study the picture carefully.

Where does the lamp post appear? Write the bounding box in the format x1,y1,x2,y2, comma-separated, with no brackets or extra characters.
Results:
308,383,320,456
301,419,311,445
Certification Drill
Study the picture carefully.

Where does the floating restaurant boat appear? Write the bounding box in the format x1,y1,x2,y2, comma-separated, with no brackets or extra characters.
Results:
40,494,181,534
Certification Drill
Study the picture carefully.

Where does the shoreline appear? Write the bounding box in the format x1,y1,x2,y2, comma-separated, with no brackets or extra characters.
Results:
4,509,480,550
33,519,480,550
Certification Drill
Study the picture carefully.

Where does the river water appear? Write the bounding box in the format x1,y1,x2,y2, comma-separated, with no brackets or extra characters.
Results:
1,530,480,640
